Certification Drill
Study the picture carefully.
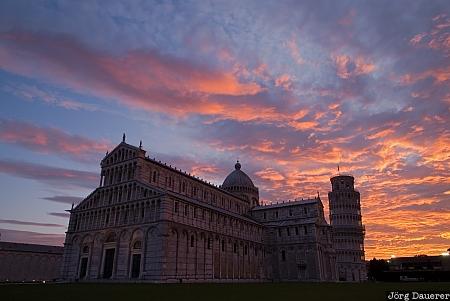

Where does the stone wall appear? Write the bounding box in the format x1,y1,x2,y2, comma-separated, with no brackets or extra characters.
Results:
0,242,63,282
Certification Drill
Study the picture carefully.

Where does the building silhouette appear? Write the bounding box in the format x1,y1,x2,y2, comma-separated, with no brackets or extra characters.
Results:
60,138,366,282
328,174,366,281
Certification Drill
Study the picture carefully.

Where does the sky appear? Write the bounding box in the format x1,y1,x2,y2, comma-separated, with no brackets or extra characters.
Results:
0,0,449,259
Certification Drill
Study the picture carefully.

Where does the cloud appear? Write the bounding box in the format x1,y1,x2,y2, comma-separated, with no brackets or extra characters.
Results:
275,74,294,91
338,8,357,26
0,159,98,189
0,219,64,228
47,212,71,218
0,228,65,246
0,31,271,121
0,119,111,163
285,37,305,65
394,199,450,212
1,82,98,112
42,195,84,205
409,14,450,56
332,54,376,79
398,67,450,85
255,168,285,181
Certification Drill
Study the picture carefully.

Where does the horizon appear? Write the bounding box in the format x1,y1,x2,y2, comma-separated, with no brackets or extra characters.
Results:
0,0,449,259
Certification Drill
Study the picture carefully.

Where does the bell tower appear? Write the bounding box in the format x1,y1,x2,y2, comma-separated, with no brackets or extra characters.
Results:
328,173,366,281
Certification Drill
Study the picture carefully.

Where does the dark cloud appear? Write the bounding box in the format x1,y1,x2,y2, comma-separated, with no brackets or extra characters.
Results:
0,219,64,228
47,212,71,218
0,159,98,189
0,228,65,246
42,195,84,205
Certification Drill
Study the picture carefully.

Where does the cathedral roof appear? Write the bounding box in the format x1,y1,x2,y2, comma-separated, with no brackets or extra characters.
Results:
222,161,256,189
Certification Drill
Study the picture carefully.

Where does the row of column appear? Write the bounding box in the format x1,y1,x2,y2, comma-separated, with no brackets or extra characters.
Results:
71,200,161,232
166,229,266,280
101,162,137,187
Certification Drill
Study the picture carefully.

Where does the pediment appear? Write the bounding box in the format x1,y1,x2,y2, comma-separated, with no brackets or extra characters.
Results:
101,142,145,166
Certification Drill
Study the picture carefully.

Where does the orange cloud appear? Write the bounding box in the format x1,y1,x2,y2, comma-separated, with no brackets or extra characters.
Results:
0,31,268,121
399,66,450,85
333,54,376,79
255,168,285,181
409,14,450,56
288,120,319,131
251,140,285,153
275,74,294,91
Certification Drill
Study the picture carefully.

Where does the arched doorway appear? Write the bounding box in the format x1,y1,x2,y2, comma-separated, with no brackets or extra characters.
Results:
79,245,90,279
102,233,117,279
130,240,142,279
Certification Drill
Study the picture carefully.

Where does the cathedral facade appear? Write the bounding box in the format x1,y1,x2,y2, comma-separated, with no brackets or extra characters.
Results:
61,138,366,282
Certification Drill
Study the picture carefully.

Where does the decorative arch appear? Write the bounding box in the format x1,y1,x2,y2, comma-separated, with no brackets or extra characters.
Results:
128,228,144,279
104,232,117,243
71,235,80,245
101,231,118,279
77,234,93,280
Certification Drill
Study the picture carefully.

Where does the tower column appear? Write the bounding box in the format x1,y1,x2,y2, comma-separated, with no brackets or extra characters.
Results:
328,174,366,282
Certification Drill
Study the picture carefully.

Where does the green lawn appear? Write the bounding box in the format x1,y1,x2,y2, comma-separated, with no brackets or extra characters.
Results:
1,282,449,301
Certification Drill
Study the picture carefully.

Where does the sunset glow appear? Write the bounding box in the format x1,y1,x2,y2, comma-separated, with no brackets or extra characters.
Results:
0,0,449,259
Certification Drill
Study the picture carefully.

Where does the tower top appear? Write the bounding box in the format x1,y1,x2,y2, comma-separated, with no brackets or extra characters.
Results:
330,173,354,181
235,160,241,170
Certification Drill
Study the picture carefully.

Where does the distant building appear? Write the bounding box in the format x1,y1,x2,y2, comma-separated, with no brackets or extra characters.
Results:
60,138,366,282
386,254,450,281
0,241,63,282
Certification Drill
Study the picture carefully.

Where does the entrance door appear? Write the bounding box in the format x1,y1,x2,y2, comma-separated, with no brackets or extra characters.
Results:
103,248,115,279
131,254,141,279
79,257,88,279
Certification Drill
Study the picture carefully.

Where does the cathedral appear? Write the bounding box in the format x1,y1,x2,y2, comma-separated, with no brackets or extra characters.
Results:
61,136,366,282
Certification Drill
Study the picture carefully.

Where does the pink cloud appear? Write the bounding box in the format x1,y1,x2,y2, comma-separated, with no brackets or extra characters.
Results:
275,74,294,91
0,31,271,121
285,37,305,65
338,9,357,26
333,54,376,79
0,119,111,162
398,67,450,85
409,14,450,56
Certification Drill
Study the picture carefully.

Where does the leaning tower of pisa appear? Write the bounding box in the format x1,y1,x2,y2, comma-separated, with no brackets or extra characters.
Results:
328,173,367,281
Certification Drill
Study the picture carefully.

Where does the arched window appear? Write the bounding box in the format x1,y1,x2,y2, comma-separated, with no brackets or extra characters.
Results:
133,241,142,249
105,233,116,243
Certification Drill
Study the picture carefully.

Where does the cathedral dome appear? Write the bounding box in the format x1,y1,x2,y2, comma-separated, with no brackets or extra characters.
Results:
222,161,255,189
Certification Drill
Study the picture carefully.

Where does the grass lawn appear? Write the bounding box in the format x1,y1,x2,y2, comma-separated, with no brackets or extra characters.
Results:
1,282,449,301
